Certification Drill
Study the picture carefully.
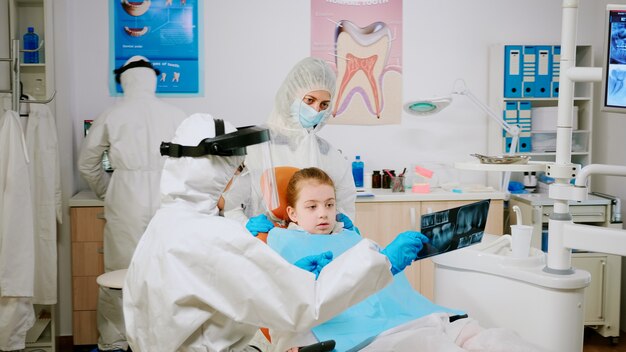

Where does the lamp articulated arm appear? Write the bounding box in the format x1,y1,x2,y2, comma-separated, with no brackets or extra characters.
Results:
451,80,521,155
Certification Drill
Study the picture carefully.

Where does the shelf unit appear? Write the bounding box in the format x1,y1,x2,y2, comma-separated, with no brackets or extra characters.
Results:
25,304,55,352
4,0,53,102
487,44,594,187
3,1,57,351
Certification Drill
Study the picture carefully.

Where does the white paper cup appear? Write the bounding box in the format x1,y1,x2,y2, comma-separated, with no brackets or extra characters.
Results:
511,225,533,258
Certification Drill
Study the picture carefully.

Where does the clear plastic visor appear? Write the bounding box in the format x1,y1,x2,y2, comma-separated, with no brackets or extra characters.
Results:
257,141,279,215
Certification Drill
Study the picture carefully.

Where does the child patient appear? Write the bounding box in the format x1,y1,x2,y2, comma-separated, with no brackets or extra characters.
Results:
267,167,546,352
284,167,343,235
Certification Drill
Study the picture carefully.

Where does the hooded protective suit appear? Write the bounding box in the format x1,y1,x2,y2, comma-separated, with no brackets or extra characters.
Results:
227,57,356,222
78,56,187,350
123,114,394,352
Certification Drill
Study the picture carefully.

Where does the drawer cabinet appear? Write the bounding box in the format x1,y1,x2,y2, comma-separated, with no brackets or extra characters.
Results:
70,206,105,345
538,204,607,223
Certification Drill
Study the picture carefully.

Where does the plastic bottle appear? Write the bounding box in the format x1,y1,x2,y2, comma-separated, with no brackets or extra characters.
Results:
23,27,39,64
352,155,364,188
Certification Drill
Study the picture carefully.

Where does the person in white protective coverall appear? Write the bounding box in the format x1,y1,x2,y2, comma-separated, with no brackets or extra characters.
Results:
78,56,187,352
224,57,358,233
123,114,430,352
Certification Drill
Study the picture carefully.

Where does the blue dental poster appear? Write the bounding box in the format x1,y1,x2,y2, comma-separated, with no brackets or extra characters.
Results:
110,0,201,96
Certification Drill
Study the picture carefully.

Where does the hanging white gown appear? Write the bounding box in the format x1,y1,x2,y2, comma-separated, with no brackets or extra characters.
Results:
0,110,35,350
22,103,62,304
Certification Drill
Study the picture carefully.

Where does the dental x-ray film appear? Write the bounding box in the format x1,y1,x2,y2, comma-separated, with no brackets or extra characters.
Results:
418,200,491,259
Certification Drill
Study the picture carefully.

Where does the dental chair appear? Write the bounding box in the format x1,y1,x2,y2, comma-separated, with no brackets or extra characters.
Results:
251,166,300,344
256,166,300,244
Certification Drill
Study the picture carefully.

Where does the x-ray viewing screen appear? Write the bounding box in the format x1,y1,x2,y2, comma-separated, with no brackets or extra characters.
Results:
418,200,491,259
602,6,626,113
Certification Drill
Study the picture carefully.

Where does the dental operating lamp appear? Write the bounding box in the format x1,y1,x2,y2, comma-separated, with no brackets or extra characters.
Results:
404,79,523,193
404,79,522,157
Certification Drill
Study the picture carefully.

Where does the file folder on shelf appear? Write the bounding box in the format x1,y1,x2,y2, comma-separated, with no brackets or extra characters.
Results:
518,101,532,152
518,101,533,134
551,45,561,97
535,46,553,97
504,45,523,98
522,46,537,97
503,101,518,137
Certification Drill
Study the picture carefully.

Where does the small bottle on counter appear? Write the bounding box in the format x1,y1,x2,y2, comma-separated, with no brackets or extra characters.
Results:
372,170,382,189
382,169,395,189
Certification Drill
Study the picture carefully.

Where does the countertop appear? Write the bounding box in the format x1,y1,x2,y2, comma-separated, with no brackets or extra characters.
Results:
510,193,612,206
355,188,506,202
69,190,104,207
70,188,507,208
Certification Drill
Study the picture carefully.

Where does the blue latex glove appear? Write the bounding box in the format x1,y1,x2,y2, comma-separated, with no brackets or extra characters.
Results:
245,214,275,237
336,213,361,235
294,251,334,279
381,231,430,275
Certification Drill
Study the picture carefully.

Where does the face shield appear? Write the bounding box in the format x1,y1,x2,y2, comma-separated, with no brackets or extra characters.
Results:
160,120,279,212
113,58,160,84
220,162,249,212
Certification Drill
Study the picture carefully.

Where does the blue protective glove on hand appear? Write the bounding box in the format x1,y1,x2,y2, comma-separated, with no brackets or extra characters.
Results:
336,213,361,235
245,214,275,237
381,231,430,275
294,251,334,279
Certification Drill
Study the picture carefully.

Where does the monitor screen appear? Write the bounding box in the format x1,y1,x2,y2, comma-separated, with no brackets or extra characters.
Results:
602,5,626,113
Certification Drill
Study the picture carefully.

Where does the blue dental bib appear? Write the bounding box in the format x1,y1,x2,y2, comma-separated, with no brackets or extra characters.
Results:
267,228,462,352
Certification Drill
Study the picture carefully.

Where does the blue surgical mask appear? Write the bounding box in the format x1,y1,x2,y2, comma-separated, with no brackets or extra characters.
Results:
291,100,326,129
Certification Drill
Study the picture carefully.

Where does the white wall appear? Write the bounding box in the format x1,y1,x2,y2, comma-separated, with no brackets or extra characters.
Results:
51,0,626,337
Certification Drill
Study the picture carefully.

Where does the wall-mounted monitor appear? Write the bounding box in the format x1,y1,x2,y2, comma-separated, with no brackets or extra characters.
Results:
602,5,626,113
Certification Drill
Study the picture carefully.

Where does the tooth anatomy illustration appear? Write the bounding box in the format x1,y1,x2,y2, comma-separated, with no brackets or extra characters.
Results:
121,0,152,17
333,20,391,119
124,26,149,37
160,72,167,82
172,72,180,82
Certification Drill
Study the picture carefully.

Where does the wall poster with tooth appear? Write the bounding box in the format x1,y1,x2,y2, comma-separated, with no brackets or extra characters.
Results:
311,0,402,125
110,0,200,96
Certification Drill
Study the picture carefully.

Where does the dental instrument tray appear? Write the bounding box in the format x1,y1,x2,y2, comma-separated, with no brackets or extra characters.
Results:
470,153,530,165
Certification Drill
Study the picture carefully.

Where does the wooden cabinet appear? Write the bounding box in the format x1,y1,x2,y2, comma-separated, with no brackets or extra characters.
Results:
355,196,504,301
70,206,105,345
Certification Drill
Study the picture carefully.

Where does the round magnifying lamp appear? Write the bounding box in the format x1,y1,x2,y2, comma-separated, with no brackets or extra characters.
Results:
404,80,527,194
403,97,452,115
404,80,521,155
